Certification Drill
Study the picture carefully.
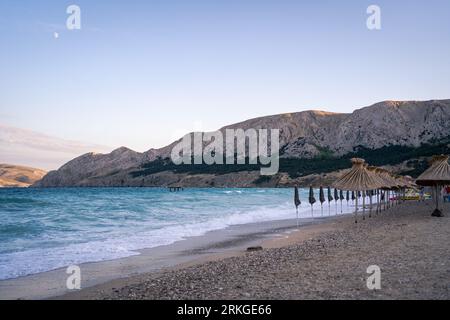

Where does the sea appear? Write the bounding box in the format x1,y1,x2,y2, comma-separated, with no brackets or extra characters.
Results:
0,187,358,280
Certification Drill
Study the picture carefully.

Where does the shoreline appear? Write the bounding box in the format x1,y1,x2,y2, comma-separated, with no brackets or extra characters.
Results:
62,201,450,300
0,213,343,300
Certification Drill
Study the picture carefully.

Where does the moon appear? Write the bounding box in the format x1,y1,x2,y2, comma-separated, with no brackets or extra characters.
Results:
53,32,59,39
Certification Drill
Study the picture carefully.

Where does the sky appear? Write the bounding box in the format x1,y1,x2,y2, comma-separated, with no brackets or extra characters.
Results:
1,0,450,153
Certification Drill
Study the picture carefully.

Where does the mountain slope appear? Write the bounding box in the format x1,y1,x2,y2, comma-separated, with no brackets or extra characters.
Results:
0,164,47,187
34,99,450,187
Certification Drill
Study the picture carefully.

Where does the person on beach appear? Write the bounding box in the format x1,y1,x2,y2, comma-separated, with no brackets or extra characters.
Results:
444,186,450,203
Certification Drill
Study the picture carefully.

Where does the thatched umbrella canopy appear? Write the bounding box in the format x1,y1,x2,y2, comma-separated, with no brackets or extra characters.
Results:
333,158,384,222
374,168,397,189
416,155,450,217
333,158,383,191
374,167,399,210
416,155,450,185
294,187,301,226
367,166,386,188
308,186,316,216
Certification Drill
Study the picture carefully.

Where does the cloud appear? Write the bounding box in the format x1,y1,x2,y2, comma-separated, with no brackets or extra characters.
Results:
0,124,112,170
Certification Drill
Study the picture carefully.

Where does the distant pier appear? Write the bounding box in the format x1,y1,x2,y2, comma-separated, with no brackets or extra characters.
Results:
168,186,184,192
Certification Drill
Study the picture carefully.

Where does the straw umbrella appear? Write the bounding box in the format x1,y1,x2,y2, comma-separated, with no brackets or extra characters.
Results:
374,168,397,211
327,186,333,215
366,166,386,216
294,186,301,226
308,186,316,217
319,186,325,216
332,158,384,223
416,155,450,217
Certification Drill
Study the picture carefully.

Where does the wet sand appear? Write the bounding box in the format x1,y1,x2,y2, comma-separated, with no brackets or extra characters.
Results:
60,200,449,300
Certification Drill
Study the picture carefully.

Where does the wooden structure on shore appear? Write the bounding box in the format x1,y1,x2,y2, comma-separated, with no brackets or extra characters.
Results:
168,186,184,192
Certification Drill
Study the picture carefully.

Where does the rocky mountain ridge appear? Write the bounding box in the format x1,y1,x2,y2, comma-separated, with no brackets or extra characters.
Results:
34,99,450,187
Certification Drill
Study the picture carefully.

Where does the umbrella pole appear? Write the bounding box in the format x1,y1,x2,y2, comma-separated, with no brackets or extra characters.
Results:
387,191,390,210
296,208,299,227
354,193,358,223
376,190,379,215
369,192,372,218
432,185,444,217
311,205,313,217
363,193,366,220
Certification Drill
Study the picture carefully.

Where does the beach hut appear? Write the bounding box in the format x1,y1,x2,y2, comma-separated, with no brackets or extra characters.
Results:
308,186,316,217
416,155,450,217
294,186,301,226
319,186,325,216
332,158,384,223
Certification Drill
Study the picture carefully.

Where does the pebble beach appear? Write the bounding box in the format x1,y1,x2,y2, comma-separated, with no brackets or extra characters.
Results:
61,200,450,300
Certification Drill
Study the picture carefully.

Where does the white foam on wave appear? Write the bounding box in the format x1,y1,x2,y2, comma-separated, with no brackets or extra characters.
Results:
0,194,373,280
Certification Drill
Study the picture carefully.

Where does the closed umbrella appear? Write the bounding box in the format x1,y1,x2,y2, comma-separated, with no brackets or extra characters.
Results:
334,188,339,215
308,186,316,217
319,186,325,216
327,186,333,215
294,186,301,226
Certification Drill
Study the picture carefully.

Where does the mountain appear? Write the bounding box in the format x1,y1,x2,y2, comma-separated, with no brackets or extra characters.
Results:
0,164,47,187
33,99,450,187
0,124,112,170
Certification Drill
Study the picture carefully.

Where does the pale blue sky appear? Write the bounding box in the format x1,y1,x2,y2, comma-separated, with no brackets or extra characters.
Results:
1,0,449,151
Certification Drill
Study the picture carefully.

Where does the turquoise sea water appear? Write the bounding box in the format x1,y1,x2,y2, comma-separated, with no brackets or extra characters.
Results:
0,187,354,280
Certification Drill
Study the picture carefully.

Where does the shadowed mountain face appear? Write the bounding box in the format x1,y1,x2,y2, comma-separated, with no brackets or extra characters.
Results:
0,164,47,187
34,99,450,187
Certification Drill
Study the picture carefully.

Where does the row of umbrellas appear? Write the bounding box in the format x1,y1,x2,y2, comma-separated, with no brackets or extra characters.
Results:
294,155,450,224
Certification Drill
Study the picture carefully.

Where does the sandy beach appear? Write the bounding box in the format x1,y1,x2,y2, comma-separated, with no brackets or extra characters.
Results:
54,200,450,300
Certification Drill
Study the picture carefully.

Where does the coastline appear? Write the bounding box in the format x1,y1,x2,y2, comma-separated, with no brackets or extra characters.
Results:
0,213,342,300
62,201,449,300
